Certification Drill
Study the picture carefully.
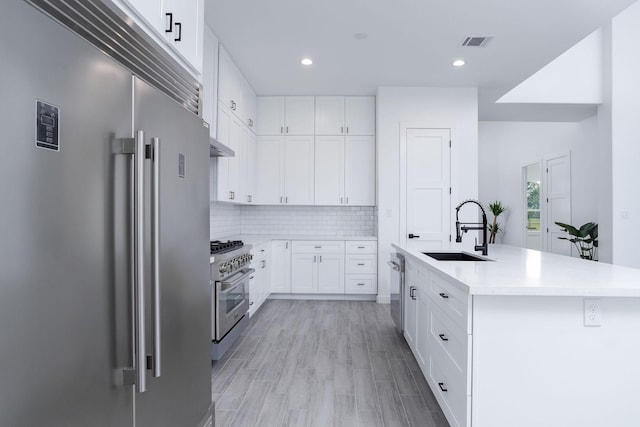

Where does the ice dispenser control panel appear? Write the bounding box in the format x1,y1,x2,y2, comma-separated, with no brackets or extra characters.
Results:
36,100,59,151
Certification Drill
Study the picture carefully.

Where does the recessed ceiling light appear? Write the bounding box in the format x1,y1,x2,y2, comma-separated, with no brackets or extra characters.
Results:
453,59,466,67
300,58,313,66
354,32,368,40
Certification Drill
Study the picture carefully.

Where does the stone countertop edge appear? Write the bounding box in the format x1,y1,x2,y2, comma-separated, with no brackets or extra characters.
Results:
392,243,640,298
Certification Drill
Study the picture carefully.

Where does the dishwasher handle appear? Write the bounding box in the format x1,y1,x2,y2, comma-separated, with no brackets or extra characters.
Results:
387,260,400,271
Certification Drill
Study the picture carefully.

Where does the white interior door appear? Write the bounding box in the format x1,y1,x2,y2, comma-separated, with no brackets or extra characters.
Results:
404,128,451,251
545,153,571,255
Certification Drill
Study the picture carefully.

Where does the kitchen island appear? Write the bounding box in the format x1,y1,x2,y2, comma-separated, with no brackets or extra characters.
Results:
392,244,640,427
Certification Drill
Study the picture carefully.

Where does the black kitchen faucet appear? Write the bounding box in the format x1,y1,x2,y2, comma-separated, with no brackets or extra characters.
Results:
455,200,488,256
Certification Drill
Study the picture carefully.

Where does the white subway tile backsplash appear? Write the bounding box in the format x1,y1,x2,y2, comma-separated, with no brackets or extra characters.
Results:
210,204,377,238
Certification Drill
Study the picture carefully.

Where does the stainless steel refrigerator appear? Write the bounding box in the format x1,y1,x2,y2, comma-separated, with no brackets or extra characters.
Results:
0,2,212,426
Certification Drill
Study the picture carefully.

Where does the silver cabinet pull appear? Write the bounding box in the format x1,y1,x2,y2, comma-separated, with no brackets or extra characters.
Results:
150,137,161,379
280,126,284,134
319,255,322,262
357,263,365,266
340,197,343,204
314,246,322,249
346,127,349,134
286,126,289,133
387,261,400,271
285,196,288,203
285,241,289,249
341,126,344,134
314,255,316,263
358,246,365,249
357,283,365,286
346,197,349,204
133,130,147,393
248,118,253,127
261,260,266,269
280,196,283,203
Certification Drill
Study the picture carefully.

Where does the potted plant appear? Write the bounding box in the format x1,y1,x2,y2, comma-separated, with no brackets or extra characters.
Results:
554,221,598,260
487,201,506,244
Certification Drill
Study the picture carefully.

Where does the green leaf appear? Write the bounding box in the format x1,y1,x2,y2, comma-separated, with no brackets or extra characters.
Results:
555,222,579,236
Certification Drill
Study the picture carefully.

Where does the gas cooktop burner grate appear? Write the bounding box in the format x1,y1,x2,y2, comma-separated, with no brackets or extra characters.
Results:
210,240,244,254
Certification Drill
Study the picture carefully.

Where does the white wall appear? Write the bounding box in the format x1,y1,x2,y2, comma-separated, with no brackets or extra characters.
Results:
478,119,599,249
610,0,640,268
377,87,478,303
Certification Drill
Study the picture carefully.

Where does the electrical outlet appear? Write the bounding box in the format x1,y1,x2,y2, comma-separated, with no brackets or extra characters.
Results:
584,298,602,327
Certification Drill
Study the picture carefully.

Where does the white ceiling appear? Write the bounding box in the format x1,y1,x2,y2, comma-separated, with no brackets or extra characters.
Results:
205,0,636,121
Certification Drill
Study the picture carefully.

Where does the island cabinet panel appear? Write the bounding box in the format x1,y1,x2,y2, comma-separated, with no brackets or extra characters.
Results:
470,295,640,427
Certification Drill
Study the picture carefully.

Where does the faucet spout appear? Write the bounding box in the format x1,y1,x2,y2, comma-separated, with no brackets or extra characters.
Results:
454,200,488,256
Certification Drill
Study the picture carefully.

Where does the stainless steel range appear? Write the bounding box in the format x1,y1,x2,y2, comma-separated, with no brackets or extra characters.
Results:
210,240,253,360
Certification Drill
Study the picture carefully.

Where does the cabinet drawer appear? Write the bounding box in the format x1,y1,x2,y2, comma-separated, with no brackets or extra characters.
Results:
428,303,471,391
345,275,377,294
345,254,376,274
250,242,270,261
291,241,345,254
427,350,469,427
345,241,377,253
427,271,470,332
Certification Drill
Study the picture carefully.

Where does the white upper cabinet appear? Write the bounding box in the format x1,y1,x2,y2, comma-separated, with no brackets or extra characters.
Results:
216,103,242,202
218,46,256,130
255,135,314,205
314,136,345,205
315,96,345,135
256,97,285,135
315,96,375,136
256,96,314,135
284,97,315,135
314,135,375,206
344,136,375,205
241,127,256,204
345,96,376,136
201,25,218,137
116,0,204,76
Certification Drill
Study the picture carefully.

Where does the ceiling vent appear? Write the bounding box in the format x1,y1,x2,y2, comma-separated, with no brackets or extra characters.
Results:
461,36,492,47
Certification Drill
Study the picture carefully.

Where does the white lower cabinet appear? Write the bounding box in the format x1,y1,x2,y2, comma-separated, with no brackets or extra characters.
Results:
345,241,377,295
291,241,345,294
404,259,472,427
270,240,291,293
249,242,271,316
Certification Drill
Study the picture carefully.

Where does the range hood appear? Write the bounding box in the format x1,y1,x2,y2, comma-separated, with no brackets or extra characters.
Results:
209,136,234,157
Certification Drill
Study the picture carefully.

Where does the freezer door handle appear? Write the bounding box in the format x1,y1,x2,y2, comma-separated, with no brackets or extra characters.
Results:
133,130,147,393
150,137,161,378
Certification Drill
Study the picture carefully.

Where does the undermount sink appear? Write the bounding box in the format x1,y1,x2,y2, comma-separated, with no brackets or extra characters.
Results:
423,252,490,261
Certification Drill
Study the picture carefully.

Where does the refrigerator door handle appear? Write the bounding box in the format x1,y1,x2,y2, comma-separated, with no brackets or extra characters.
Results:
150,137,161,379
134,130,147,393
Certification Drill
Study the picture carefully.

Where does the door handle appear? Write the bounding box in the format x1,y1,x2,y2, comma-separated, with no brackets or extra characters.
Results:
133,130,147,393
408,233,420,239
174,22,182,42
438,334,449,342
150,137,161,378
438,382,448,392
165,13,173,33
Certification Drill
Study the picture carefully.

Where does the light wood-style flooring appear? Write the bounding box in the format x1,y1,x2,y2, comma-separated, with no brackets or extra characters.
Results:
212,300,449,427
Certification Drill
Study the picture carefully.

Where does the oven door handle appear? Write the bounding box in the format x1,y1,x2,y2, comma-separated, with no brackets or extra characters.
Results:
220,268,255,292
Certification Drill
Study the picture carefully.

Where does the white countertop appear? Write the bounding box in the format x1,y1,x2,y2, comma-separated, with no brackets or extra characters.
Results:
393,244,640,297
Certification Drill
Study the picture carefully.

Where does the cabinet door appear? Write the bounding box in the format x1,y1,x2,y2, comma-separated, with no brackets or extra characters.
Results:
243,82,257,130
345,96,375,136
404,262,418,351
249,270,259,317
241,127,256,204
260,255,271,304
125,0,163,45
415,280,430,369
256,96,285,135
291,253,316,293
271,241,291,292
285,96,315,135
317,253,345,294
283,136,315,205
201,26,219,138
255,136,284,204
227,114,243,199
344,136,375,206
315,96,345,135
218,47,235,111
314,136,344,205
163,0,204,75
216,102,231,201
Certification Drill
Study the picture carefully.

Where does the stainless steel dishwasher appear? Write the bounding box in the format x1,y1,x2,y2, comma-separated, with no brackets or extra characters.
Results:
388,252,405,334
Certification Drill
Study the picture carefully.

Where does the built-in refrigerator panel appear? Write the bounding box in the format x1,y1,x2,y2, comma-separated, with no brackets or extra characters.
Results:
0,1,134,425
132,77,212,427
